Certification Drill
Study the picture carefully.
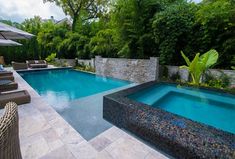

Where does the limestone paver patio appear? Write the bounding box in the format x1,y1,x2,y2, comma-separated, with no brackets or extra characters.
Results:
0,69,169,159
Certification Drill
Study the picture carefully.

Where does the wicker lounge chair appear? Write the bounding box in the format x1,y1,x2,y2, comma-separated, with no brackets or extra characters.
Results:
12,62,28,70
0,75,14,81
0,82,18,92
26,60,47,68
0,71,13,76
0,90,30,108
0,102,22,159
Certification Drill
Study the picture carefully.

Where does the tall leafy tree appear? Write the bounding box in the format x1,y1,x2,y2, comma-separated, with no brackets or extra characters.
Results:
21,16,42,59
110,0,177,58
37,21,69,58
196,0,235,68
152,2,197,65
43,0,109,31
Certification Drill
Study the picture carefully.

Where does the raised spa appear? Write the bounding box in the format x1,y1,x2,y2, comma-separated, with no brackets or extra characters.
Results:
103,81,235,158
128,83,235,134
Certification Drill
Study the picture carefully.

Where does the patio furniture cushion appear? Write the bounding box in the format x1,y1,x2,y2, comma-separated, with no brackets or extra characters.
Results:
26,60,47,68
26,60,35,64
0,82,18,92
30,63,47,68
0,75,14,81
12,62,28,70
0,102,22,159
0,71,13,76
0,90,31,108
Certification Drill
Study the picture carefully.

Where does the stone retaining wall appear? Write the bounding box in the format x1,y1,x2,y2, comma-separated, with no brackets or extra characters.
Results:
95,56,159,83
55,58,76,67
59,57,234,85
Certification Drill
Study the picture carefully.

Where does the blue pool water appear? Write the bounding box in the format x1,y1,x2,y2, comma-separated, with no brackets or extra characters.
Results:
20,69,130,140
129,83,235,134
20,69,130,109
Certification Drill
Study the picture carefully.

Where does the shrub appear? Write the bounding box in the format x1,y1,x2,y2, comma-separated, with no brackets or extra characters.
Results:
180,49,219,85
45,53,56,62
75,63,95,73
170,71,181,82
159,66,169,80
204,71,230,88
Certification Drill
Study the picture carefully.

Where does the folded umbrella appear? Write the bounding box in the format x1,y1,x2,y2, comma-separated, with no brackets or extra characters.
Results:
0,39,22,46
0,22,34,40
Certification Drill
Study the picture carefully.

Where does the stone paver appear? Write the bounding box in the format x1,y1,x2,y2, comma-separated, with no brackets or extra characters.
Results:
39,145,76,159
0,68,169,159
89,136,112,152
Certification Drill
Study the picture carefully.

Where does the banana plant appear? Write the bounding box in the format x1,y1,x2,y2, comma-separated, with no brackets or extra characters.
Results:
180,49,219,85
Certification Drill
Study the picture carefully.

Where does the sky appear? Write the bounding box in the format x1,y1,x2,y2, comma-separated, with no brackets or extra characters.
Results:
0,0,66,22
0,0,202,23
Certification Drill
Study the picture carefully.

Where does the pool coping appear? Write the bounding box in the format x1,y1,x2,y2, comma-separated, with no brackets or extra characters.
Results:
18,67,132,84
103,81,235,159
16,66,72,73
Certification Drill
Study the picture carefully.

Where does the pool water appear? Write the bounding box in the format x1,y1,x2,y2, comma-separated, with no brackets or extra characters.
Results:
129,83,235,134
20,69,130,140
20,69,130,109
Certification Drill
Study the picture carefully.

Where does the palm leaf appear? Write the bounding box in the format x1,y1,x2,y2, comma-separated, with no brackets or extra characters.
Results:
181,51,190,66
179,65,189,70
200,49,218,68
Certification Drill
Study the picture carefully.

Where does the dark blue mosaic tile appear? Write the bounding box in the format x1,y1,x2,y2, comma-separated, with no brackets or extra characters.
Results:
171,119,187,129
103,81,235,159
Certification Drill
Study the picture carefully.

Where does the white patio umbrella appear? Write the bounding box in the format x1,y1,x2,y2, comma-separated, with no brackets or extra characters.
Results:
0,39,22,46
0,22,34,40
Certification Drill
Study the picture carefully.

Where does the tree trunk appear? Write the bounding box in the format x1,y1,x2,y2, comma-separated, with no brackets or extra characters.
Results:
72,15,78,31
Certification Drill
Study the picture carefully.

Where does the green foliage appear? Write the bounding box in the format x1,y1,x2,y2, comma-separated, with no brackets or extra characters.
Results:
37,21,69,58
43,0,109,31
204,71,230,88
152,2,197,64
160,66,169,80
110,0,166,58
118,43,130,57
169,71,181,82
75,63,95,72
180,49,219,85
0,0,235,69
57,32,80,58
151,0,235,67
89,29,118,57
195,0,235,68
46,53,57,62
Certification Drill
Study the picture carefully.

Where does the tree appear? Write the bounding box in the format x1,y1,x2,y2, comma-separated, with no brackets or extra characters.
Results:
195,0,235,68
21,16,42,59
152,2,197,65
37,21,69,58
89,29,118,57
43,0,109,31
110,0,177,58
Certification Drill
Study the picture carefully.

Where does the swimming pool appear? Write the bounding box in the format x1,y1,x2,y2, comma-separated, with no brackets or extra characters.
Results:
129,83,235,134
20,69,130,108
19,68,131,140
